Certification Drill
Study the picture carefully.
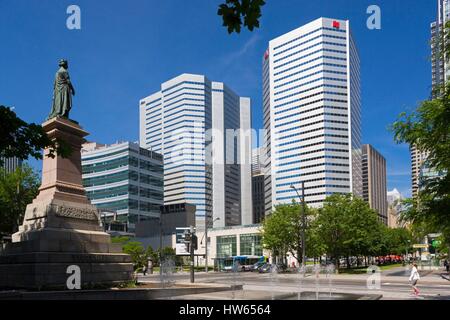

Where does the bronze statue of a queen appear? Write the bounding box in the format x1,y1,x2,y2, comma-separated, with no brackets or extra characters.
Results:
48,59,75,119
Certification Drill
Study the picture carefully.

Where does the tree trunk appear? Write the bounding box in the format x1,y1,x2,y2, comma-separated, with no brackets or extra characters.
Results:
334,255,340,273
346,255,351,269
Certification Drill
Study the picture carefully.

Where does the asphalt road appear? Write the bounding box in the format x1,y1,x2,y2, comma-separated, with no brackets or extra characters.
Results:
138,267,450,300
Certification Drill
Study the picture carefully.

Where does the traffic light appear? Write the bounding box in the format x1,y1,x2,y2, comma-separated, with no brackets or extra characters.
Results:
428,238,436,254
192,235,198,251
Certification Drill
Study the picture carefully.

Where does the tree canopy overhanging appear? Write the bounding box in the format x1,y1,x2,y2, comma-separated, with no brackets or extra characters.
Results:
218,0,266,34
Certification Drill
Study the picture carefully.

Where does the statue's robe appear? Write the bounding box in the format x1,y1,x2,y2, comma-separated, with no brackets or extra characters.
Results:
49,67,73,118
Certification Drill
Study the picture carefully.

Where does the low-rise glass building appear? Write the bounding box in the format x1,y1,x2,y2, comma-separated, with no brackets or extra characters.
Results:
81,142,164,232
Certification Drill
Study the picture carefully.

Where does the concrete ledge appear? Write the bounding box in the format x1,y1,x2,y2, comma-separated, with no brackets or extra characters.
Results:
0,284,242,300
0,252,131,264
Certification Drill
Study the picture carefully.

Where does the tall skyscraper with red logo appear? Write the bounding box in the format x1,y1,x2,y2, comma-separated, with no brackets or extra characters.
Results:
262,17,362,214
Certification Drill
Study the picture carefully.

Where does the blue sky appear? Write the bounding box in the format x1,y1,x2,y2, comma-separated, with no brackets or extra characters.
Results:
0,0,437,197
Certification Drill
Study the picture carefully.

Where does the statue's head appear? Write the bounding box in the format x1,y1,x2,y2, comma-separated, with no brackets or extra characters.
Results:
59,59,68,68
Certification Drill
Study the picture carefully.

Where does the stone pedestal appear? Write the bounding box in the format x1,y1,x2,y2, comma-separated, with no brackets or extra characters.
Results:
0,117,133,290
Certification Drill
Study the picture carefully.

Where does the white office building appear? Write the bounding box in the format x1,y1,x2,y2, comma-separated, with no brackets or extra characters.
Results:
140,74,252,229
263,17,362,212
0,157,22,174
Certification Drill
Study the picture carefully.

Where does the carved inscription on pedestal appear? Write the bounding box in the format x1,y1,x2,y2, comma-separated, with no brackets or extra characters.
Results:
48,205,99,221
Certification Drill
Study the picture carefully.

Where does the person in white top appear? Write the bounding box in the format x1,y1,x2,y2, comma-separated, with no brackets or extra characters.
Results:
409,263,421,296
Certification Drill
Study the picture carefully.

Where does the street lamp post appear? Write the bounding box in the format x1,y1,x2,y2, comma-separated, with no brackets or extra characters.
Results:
291,182,306,269
405,240,411,264
203,217,220,273
159,218,163,277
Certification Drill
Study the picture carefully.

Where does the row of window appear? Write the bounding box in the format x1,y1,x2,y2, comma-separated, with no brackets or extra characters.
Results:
163,99,206,117
274,55,346,77
275,105,347,125
273,27,346,53
275,64,347,84
274,46,346,70
274,83,347,104
277,152,349,163
144,97,161,107
165,107,205,120
275,75,346,96
276,146,349,161
276,192,336,201
164,90,205,104
162,81,208,94
276,133,348,148
276,118,348,137
163,97,206,111
275,111,348,129
275,182,350,189
95,199,161,214
164,119,205,132
83,170,163,188
276,166,350,175
274,96,346,115
87,184,163,201
216,234,263,257
275,173,350,182
274,89,347,109
274,40,346,63
278,160,349,171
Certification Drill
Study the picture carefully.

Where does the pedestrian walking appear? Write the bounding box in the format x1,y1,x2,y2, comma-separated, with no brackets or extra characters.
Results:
142,263,148,276
409,263,421,296
444,259,449,273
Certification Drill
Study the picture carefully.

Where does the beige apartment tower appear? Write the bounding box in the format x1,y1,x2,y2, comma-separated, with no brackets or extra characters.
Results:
362,144,388,224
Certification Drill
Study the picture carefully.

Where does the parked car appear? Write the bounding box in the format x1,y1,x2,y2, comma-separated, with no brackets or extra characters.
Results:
250,261,266,272
258,263,273,273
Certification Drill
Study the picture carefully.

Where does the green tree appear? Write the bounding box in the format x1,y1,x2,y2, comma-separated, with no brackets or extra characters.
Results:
387,228,413,256
146,245,159,265
261,201,317,264
0,105,70,164
391,22,450,251
315,194,383,270
122,241,147,271
0,164,40,235
218,0,266,34
158,246,182,266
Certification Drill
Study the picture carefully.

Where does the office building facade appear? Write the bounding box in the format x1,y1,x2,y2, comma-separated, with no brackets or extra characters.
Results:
252,174,265,224
251,147,266,175
362,144,388,224
411,0,450,197
0,157,22,174
263,17,362,213
81,142,164,232
140,74,252,229
251,147,266,224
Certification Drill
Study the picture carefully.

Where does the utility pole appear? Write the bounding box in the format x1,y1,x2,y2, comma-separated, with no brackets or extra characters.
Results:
301,181,306,269
189,226,195,283
159,218,163,277
204,217,219,273
291,182,307,269
205,215,208,273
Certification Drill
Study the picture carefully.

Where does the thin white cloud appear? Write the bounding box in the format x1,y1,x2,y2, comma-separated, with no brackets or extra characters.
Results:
388,170,411,177
220,34,261,67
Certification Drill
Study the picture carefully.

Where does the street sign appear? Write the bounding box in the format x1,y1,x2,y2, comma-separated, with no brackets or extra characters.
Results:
413,244,428,249
432,240,441,248
175,227,191,255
